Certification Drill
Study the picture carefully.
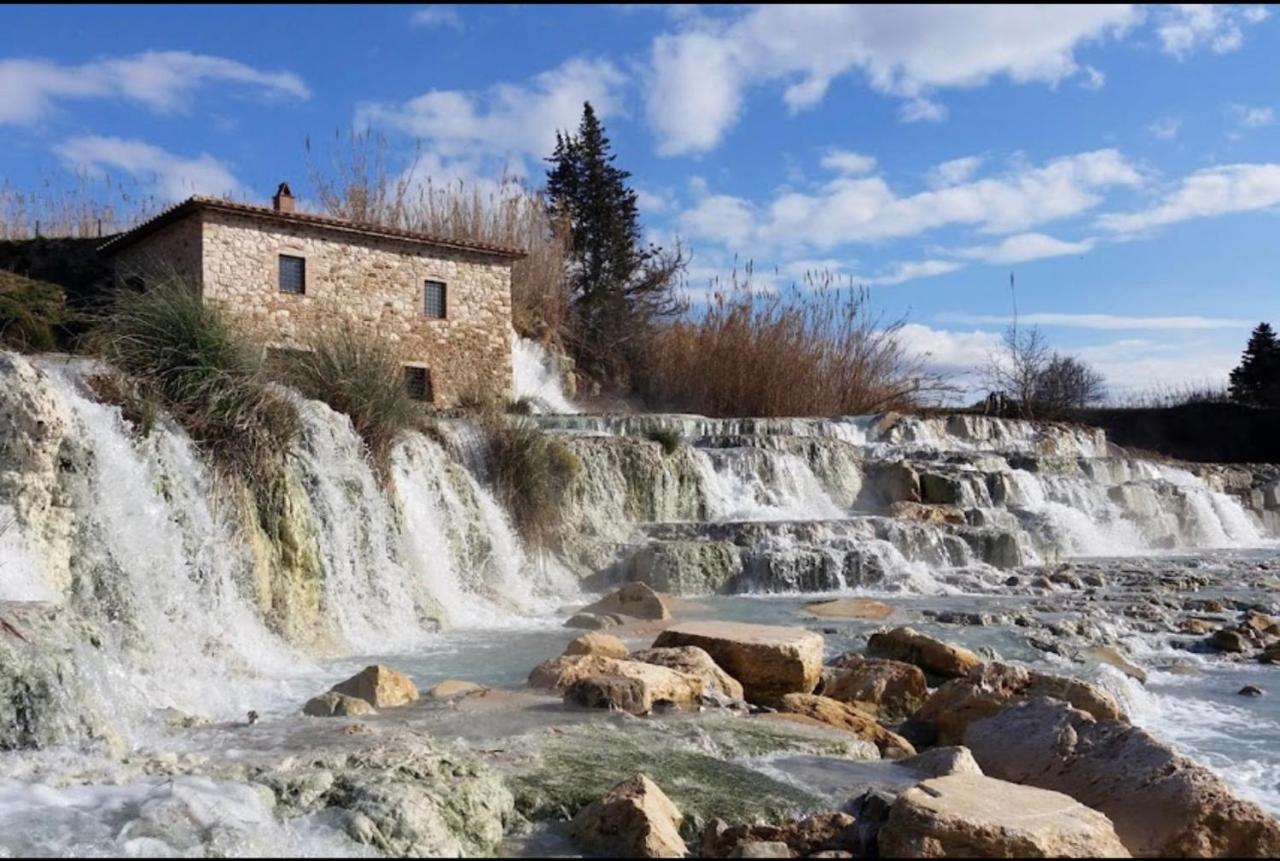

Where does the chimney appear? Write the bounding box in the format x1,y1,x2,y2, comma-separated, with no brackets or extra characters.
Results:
272,182,295,213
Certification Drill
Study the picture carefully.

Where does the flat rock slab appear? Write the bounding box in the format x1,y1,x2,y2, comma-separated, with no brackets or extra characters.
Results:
804,598,895,620
878,774,1130,858
654,621,824,705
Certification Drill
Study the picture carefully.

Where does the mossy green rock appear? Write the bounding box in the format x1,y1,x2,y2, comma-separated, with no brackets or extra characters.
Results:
501,713,875,836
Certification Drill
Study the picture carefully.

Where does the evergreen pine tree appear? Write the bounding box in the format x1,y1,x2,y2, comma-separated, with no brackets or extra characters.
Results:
1229,322,1280,407
546,102,684,383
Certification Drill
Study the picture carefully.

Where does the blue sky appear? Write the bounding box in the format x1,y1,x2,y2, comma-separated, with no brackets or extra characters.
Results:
3,4,1279,396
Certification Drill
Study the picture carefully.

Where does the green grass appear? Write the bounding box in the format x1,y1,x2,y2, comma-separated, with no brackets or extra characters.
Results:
645,427,682,455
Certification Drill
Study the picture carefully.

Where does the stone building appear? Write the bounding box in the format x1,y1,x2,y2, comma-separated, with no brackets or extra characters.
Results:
99,183,522,407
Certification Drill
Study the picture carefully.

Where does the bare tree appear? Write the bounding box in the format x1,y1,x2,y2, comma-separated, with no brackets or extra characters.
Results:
1033,353,1107,416
984,325,1106,418
984,323,1051,418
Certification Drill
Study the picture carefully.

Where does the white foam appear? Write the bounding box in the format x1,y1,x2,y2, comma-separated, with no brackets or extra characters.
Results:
512,335,577,414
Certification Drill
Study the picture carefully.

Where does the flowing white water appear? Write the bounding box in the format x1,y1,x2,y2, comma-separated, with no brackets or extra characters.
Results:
695,448,844,522
512,335,577,414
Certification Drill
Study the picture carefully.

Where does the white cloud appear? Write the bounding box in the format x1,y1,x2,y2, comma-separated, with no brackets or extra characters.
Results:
926,156,983,188
866,259,964,285
54,136,243,201
1080,65,1107,90
935,312,1252,330
1077,337,1240,393
357,56,626,165
899,97,948,123
0,51,308,125
898,323,1003,381
679,149,1142,253
820,149,877,176
645,5,1140,155
953,232,1096,264
1231,104,1276,128
1097,163,1280,233
410,6,462,29
1147,116,1182,139
1156,5,1267,59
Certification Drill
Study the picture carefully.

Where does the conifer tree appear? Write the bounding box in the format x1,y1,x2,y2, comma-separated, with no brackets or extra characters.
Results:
546,103,684,384
1229,322,1280,407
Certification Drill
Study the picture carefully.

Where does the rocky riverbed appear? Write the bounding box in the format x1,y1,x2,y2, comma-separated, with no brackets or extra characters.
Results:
5,559,1280,858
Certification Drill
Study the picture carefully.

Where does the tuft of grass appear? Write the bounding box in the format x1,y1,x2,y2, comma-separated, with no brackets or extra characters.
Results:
92,275,299,529
0,271,68,353
277,324,419,482
478,412,580,547
645,427,682,455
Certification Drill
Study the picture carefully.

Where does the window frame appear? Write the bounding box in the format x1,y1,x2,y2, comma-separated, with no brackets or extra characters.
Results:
423,279,447,320
278,253,306,295
403,365,433,403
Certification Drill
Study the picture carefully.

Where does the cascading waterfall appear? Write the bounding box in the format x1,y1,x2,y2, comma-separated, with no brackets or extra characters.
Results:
695,447,845,522
0,354,572,742
511,334,577,414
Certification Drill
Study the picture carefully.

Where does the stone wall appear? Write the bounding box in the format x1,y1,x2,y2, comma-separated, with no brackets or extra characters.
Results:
112,217,204,291
113,210,515,407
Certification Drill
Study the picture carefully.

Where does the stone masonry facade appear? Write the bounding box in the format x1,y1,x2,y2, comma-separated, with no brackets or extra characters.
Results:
106,197,518,407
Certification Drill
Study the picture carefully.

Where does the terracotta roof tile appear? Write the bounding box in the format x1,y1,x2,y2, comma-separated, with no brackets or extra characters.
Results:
98,195,525,259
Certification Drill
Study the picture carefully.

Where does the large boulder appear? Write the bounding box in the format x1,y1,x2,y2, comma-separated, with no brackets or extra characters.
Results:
914,662,1126,745
965,698,1280,857
630,646,745,700
822,655,927,721
530,654,703,709
877,774,1130,858
329,665,419,709
581,582,672,621
565,675,655,715
896,746,984,779
866,627,982,679
653,621,823,705
564,632,630,659
569,773,686,858
777,694,916,759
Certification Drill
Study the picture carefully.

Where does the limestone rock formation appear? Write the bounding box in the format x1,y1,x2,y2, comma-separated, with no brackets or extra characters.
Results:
568,773,687,858
877,774,1130,858
777,694,916,759
630,646,745,700
564,631,631,659
302,691,377,717
866,627,983,679
531,653,703,711
653,621,823,705
581,582,672,621
965,698,1280,857
328,665,419,709
914,661,1126,745
822,655,927,721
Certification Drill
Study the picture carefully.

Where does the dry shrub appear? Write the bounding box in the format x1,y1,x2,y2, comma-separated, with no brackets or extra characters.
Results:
635,273,945,417
0,271,68,352
307,130,571,344
476,411,580,547
92,275,299,529
0,175,161,240
279,324,419,482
